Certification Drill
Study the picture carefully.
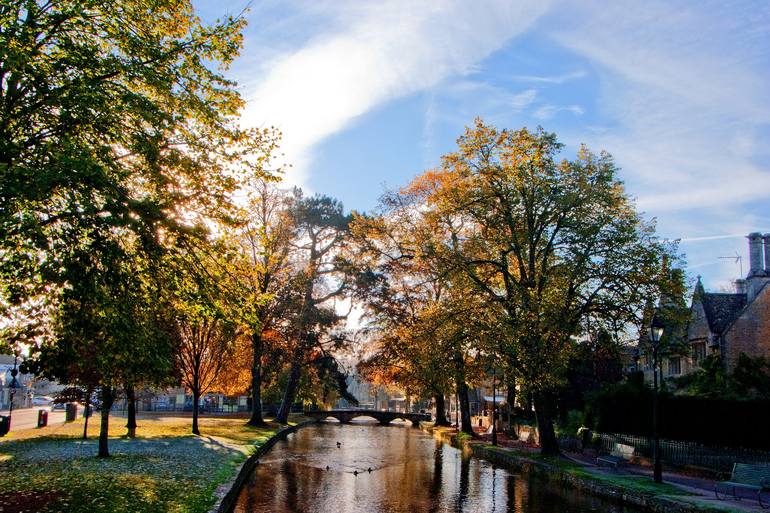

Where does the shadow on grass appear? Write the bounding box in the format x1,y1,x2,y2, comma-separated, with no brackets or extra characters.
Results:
0,428,277,513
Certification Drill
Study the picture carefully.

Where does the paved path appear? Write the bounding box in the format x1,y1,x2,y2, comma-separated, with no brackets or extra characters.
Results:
564,450,767,512
0,407,67,431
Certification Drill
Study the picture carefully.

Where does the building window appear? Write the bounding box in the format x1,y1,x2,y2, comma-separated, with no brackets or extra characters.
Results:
668,357,681,376
692,342,706,366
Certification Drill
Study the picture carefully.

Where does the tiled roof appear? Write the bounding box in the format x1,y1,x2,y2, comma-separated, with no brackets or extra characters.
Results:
701,293,747,335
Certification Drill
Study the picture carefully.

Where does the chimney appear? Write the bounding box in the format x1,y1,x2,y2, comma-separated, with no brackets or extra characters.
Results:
764,233,770,273
748,232,763,277
734,279,747,294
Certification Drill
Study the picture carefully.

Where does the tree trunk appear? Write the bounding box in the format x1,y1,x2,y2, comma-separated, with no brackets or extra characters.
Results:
456,380,475,436
192,389,201,435
98,387,114,458
276,356,302,424
125,385,137,438
433,394,450,426
247,331,267,427
82,386,92,440
534,391,559,456
506,376,516,433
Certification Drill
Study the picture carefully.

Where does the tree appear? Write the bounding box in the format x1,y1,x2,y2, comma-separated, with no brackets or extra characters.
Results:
1,1,277,304
1,0,279,450
274,194,357,423
222,180,295,427
175,316,235,435
352,209,494,434
28,239,174,457
398,120,670,454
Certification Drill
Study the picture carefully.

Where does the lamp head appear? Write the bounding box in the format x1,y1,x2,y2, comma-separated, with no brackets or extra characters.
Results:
649,312,665,343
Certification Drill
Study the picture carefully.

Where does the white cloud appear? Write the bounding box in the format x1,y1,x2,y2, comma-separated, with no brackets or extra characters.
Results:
543,0,770,289
510,69,587,84
533,103,584,120
549,0,770,214
511,88,538,109
239,0,552,189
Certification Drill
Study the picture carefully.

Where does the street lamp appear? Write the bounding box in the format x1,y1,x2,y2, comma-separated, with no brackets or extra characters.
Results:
491,367,497,446
649,312,665,484
7,352,21,432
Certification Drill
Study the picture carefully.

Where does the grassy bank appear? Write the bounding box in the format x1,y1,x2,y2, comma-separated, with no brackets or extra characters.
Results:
0,415,286,513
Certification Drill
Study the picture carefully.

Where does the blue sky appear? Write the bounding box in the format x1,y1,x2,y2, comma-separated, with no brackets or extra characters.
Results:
197,0,770,292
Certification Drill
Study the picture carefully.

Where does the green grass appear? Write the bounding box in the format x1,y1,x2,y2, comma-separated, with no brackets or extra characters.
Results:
0,416,285,513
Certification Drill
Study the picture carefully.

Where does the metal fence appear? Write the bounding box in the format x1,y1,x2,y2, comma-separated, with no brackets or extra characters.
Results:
562,432,770,472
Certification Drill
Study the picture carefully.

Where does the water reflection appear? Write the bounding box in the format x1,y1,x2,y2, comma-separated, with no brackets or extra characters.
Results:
234,422,641,513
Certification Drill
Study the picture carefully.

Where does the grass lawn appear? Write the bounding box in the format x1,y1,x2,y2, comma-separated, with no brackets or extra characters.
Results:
0,415,286,513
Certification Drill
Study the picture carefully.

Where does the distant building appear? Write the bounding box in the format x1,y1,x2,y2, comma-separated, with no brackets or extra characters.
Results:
636,232,770,382
0,354,62,409
686,232,770,374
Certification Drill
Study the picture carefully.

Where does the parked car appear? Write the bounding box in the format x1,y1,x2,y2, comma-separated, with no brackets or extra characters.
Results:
52,402,82,410
32,396,54,406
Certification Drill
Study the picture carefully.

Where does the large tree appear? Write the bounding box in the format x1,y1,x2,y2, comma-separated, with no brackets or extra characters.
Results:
0,1,276,299
29,238,174,457
223,180,295,427
274,194,358,423
399,120,671,454
1,1,278,452
352,211,492,432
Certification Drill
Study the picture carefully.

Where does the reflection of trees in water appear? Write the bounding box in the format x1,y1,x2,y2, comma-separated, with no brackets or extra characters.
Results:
506,470,520,513
428,442,443,512
283,458,299,513
457,455,470,512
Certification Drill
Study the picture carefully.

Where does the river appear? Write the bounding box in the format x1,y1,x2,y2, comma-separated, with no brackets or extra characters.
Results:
234,421,643,513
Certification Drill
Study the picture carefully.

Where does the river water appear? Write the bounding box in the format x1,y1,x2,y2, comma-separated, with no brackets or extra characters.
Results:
234,421,642,513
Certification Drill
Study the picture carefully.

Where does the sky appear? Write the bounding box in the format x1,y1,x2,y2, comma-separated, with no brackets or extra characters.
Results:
197,0,770,293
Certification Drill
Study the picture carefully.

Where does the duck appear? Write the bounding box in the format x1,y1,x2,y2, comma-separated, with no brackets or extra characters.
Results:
353,470,358,476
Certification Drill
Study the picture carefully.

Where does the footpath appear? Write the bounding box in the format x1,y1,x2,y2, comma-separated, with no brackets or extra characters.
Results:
564,450,764,513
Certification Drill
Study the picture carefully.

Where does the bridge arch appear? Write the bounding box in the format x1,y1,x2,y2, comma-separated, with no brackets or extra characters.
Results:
304,409,431,427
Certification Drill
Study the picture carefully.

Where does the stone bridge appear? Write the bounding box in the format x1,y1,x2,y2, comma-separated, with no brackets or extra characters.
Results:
304,409,431,427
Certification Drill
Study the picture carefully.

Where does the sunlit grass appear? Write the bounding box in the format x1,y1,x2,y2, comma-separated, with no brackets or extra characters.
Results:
0,415,294,513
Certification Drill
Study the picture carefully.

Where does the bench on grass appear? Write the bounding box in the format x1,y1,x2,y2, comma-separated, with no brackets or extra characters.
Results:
596,443,635,468
715,463,770,508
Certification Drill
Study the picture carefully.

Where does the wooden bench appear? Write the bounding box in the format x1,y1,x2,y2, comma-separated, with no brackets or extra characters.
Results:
596,443,634,468
715,463,770,508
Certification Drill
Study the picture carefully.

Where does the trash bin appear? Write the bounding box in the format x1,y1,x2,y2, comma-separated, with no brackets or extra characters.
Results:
0,416,9,437
37,409,48,428
65,403,77,422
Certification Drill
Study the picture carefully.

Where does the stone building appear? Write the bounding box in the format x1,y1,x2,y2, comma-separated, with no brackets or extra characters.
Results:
685,232,770,375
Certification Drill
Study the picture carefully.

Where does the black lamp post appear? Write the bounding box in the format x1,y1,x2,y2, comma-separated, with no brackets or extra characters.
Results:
491,367,497,446
7,352,20,431
649,312,665,484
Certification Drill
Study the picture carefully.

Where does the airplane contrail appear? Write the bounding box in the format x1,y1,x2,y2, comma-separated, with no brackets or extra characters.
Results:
678,231,769,243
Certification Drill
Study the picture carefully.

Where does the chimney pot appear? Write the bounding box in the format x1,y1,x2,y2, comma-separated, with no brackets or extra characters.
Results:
748,232,763,277
734,279,747,294
764,233,770,273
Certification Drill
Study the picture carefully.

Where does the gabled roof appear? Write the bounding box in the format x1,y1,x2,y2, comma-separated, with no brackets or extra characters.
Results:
701,293,747,335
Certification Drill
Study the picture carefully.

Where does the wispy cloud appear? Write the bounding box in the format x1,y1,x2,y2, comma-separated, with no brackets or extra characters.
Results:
550,0,770,215
533,103,584,120
511,88,538,109
239,0,552,188
510,69,587,84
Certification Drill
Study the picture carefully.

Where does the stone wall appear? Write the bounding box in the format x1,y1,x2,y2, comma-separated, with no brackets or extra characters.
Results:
724,283,770,372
